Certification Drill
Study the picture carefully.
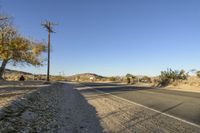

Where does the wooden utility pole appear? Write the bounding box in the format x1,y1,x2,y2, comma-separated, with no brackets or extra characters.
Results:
41,20,57,82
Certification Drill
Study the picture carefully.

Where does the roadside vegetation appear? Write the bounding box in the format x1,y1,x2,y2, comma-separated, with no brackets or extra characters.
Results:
196,71,200,78
158,69,188,86
0,15,46,80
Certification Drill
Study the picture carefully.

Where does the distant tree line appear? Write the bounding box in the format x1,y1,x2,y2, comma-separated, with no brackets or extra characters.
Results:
125,74,152,84
124,68,200,87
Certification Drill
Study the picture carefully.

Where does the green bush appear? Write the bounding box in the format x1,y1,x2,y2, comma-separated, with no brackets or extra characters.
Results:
158,69,188,86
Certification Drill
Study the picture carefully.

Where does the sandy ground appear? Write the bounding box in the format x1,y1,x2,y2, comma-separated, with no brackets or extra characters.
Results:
165,86,200,93
0,81,47,108
0,81,102,132
129,83,200,93
76,85,200,133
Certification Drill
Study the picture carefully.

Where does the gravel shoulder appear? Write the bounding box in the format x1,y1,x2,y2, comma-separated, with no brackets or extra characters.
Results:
0,81,102,133
0,81,47,108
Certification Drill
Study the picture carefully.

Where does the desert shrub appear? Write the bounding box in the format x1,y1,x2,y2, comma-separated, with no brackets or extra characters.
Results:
126,73,136,84
127,77,131,84
141,76,152,83
126,74,133,78
51,76,67,81
158,69,188,86
108,77,117,81
75,76,80,82
196,71,200,78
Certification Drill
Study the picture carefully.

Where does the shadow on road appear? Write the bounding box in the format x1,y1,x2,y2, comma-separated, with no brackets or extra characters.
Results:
78,82,155,95
78,82,200,99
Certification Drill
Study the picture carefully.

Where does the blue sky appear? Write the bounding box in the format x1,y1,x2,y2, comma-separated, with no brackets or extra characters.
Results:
1,0,200,76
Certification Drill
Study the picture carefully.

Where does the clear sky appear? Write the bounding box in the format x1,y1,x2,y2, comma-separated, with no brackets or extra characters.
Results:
1,0,200,76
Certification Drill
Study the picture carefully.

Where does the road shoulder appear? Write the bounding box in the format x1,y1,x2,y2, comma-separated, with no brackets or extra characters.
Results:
0,82,102,132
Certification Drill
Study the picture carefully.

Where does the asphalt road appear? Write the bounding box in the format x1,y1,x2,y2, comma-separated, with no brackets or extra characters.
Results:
80,82,200,126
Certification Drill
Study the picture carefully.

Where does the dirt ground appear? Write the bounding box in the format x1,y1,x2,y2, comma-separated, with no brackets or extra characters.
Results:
166,85,200,93
0,81,46,108
0,81,102,132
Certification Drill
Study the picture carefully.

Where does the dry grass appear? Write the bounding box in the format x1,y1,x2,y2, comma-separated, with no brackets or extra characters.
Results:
165,76,200,92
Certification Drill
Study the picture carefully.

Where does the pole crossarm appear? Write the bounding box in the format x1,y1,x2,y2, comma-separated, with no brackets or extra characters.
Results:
41,20,58,33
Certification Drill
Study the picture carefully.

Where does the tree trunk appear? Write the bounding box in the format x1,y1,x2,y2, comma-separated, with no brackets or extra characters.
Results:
0,59,8,80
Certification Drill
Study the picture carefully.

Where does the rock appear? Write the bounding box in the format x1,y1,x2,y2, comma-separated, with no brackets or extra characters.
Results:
21,110,38,121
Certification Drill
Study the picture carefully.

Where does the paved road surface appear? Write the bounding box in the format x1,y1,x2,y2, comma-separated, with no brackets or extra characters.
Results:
79,83,200,129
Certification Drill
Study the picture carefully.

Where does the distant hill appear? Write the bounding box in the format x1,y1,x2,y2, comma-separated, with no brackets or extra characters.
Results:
3,69,107,81
66,73,106,81
4,69,33,75
3,69,33,80
2,69,125,82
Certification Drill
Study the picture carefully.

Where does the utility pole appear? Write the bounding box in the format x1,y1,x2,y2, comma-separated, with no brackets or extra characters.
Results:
41,20,57,82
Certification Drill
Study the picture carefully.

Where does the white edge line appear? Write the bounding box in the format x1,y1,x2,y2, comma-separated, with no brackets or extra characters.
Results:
91,88,200,129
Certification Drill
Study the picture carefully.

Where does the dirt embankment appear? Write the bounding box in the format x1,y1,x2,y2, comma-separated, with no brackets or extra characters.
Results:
165,76,200,93
0,81,102,133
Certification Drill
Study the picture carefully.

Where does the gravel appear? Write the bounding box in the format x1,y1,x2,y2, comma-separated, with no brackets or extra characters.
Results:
0,82,102,133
